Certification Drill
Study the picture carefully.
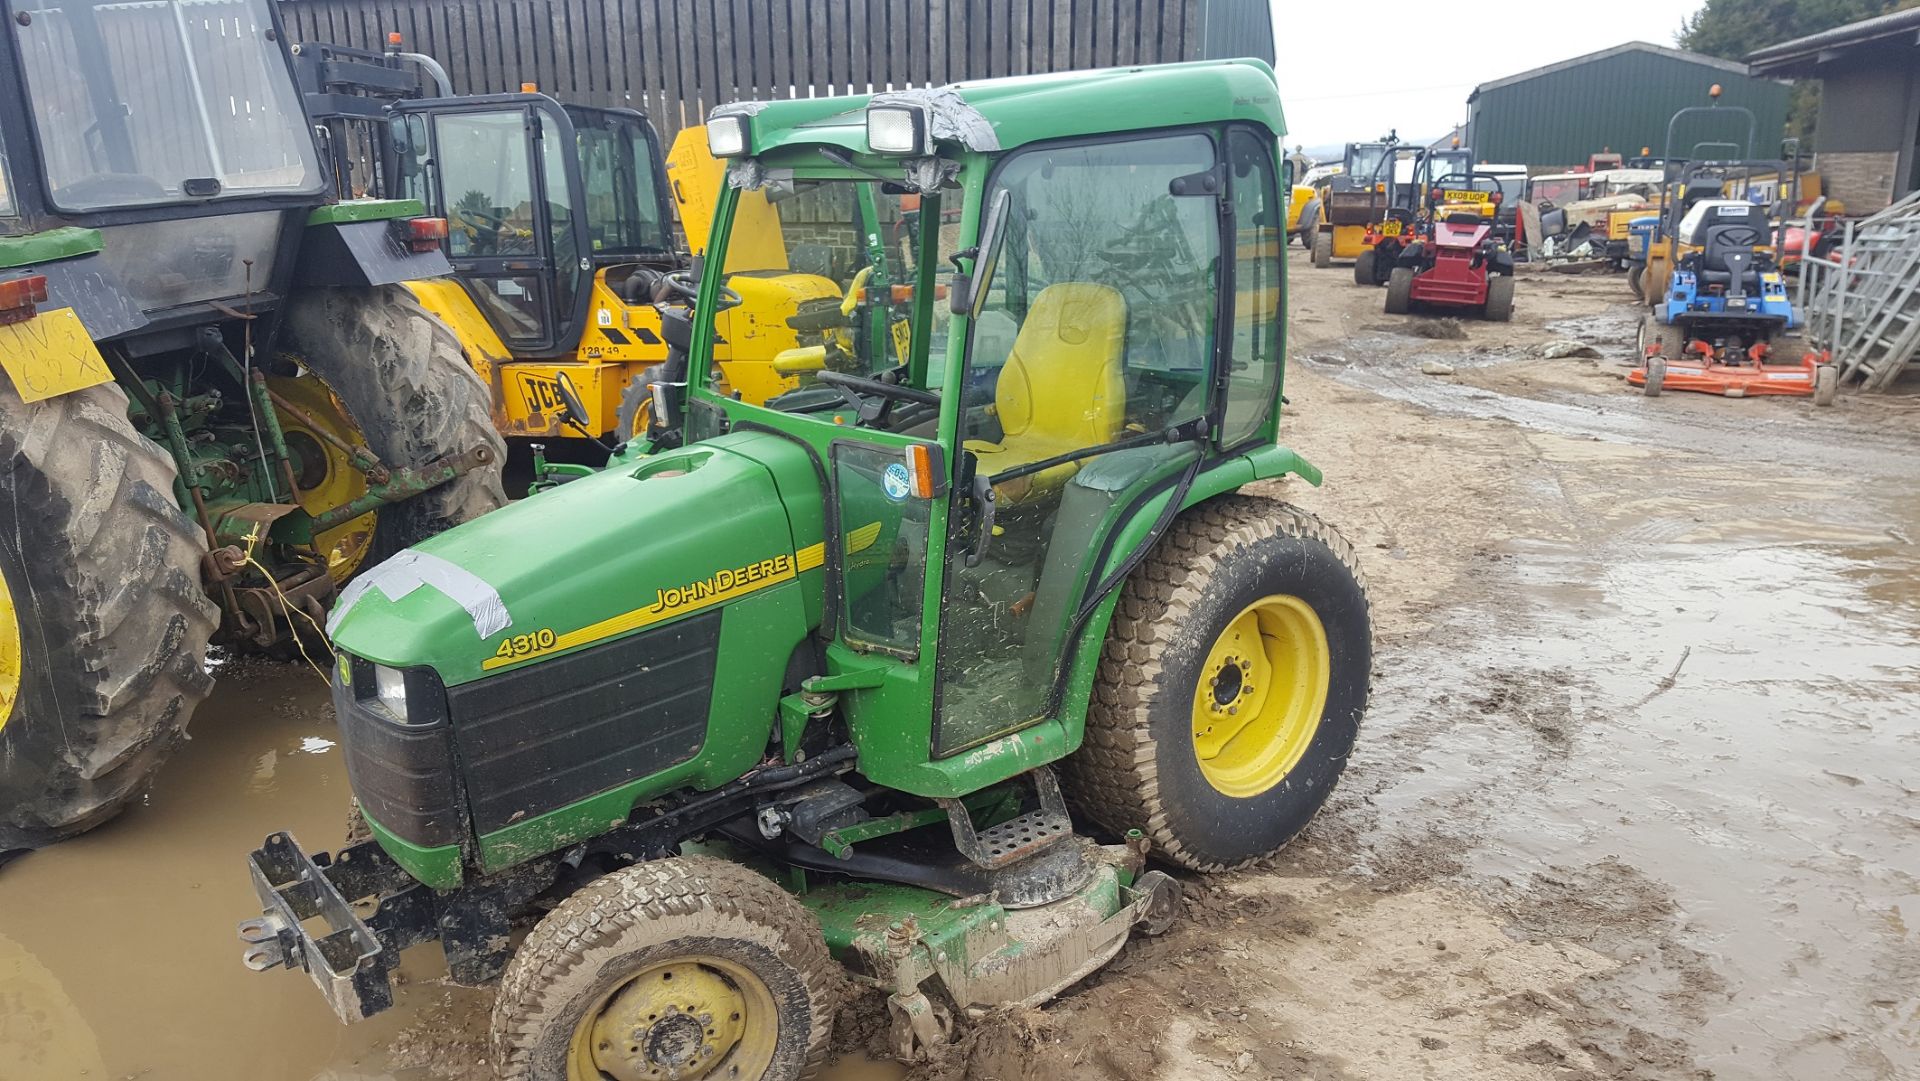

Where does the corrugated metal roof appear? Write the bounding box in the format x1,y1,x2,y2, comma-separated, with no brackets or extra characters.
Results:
1748,8,1920,70
1467,46,1792,168
1470,42,1752,101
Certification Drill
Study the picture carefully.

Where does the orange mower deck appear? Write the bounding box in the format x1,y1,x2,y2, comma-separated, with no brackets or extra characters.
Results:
1629,342,1837,403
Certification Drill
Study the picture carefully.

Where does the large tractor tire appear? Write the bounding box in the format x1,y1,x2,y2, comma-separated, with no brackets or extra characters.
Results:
0,382,219,854
492,856,841,1081
1311,230,1333,269
1384,267,1414,314
1484,275,1515,322
1063,496,1371,871
278,285,507,574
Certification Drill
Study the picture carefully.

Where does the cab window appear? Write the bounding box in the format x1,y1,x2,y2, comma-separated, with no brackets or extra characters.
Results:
935,131,1219,754
1221,129,1282,448
572,113,671,255
0,136,13,217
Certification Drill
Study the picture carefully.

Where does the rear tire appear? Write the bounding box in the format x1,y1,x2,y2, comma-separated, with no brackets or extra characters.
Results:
1353,249,1376,287
1063,496,1371,871
492,857,840,1081
0,382,218,853
1311,230,1333,269
1627,264,1645,301
1813,364,1838,407
1384,267,1414,314
279,286,507,568
1484,275,1515,322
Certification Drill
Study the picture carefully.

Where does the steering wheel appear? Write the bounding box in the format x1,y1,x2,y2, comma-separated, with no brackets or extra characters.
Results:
663,269,743,311
812,369,940,406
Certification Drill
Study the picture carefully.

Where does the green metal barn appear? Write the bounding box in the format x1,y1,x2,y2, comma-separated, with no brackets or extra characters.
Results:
1467,42,1792,169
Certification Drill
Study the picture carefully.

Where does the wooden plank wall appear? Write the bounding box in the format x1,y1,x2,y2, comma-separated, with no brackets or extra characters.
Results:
279,0,1227,144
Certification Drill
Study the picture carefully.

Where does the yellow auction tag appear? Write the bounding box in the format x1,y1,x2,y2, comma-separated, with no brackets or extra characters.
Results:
0,307,111,403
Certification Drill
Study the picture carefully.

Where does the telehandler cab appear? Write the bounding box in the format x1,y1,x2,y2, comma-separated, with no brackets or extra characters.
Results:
0,0,506,853
239,59,1372,1080
293,40,879,448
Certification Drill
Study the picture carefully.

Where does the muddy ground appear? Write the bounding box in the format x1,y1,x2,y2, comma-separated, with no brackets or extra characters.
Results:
2,252,1916,1081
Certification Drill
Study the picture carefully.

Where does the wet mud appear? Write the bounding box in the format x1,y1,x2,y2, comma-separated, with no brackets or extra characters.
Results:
3,256,1918,1080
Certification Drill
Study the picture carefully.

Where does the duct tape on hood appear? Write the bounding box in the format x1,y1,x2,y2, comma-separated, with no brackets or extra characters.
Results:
869,87,999,153
326,549,512,640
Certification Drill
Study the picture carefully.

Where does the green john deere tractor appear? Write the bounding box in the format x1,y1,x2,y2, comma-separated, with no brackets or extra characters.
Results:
238,59,1371,1079
0,0,506,854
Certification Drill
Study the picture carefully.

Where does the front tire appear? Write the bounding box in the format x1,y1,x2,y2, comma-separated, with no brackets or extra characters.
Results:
613,365,666,447
1295,199,1321,248
1353,249,1377,287
279,285,507,571
0,382,218,853
1385,267,1414,314
492,857,840,1081
1063,496,1371,871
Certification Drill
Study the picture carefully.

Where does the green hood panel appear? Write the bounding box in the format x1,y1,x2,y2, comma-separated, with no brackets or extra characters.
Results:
331,432,823,686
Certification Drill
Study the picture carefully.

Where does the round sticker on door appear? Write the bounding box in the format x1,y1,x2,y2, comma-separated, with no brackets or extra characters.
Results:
881,461,913,502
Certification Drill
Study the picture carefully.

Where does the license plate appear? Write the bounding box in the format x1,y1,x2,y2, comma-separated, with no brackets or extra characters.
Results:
1438,189,1489,204
0,307,112,403
1379,220,1404,236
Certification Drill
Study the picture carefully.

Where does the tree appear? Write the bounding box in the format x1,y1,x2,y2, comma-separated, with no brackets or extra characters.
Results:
1679,0,1919,141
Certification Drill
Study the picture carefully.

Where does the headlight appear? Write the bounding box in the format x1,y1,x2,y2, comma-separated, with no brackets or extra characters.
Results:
372,665,410,723
707,116,749,158
867,105,928,155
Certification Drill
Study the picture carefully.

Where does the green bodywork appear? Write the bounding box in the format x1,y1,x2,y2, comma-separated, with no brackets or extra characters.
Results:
330,58,1315,887
0,227,101,270
303,198,426,226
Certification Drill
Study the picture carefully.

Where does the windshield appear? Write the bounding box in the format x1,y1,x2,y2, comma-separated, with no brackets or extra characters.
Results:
1347,144,1389,182
568,108,672,256
1530,178,1587,205
11,0,320,211
733,176,955,388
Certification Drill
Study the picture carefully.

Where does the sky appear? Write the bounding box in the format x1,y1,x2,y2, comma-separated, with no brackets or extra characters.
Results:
1271,0,1708,155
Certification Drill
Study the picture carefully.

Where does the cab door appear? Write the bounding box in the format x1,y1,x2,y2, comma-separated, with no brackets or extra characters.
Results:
392,96,593,355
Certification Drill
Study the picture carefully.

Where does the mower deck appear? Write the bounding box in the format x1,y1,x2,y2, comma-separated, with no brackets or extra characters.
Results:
1629,353,1830,398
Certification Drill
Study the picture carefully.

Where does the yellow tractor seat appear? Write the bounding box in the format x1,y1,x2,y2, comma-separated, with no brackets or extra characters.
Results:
964,283,1127,504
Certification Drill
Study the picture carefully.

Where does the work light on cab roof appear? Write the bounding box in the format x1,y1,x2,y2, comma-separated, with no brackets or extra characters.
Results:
866,103,932,155
707,114,751,157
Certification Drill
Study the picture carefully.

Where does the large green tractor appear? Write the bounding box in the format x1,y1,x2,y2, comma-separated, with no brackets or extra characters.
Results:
238,59,1370,1078
0,0,506,854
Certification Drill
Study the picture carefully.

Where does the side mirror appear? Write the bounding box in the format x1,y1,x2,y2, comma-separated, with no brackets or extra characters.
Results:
554,370,590,431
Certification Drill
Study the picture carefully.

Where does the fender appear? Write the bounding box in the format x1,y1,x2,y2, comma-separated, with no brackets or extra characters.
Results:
0,227,148,343
1046,442,1323,758
295,200,455,288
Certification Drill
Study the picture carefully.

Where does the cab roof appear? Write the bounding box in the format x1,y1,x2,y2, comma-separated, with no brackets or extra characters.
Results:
724,58,1285,164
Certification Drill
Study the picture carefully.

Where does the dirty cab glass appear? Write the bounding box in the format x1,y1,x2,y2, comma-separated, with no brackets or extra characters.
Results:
937,131,1219,754
11,0,320,211
733,178,954,387
573,113,671,255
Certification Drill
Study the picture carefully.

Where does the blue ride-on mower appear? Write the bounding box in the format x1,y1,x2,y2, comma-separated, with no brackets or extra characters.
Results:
1631,200,1836,404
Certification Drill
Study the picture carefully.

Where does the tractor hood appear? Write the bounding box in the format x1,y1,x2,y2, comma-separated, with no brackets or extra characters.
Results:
328,432,823,687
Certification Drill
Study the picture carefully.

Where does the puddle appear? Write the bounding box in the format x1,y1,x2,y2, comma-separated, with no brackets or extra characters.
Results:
0,659,900,1081
1352,513,1920,1077
1299,325,1920,479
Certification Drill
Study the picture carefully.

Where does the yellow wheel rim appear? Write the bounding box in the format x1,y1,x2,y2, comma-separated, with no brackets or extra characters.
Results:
0,561,20,734
1191,593,1331,798
568,955,778,1081
267,374,380,585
